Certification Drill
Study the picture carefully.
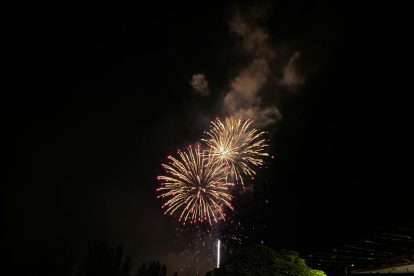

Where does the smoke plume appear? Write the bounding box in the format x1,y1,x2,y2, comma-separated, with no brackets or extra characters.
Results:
223,9,304,126
280,51,304,87
190,73,209,96
223,11,280,126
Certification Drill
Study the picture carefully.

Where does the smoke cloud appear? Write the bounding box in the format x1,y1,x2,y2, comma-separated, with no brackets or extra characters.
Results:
280,51,304,87
223,11,280,126
229,12,275,59
224,58,281,126
223,9,305,126
190,73,209,96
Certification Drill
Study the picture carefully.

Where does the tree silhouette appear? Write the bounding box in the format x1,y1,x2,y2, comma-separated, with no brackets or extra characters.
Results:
5,235,80,276
81,240,131,276
210,244,326,276
136,261,167,276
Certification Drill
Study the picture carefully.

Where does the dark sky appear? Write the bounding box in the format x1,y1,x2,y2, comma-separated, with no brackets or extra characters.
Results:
3,1,412,275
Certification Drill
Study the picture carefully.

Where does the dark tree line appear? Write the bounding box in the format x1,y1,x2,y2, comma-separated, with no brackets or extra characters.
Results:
4,236,80,276
206,244,326,276
136,261,166,276
81,240,131,276
5,236,326,276
4,236,180,276
80,241,180,276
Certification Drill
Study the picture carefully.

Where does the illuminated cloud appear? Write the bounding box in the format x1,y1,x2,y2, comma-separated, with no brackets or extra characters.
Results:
190,73,209,96
280,51,304,87
224,11,280,126
229,12,275,59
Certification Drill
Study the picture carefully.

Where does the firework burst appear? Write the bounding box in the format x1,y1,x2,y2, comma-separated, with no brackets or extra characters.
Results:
202,117,268,187
157,145,234,225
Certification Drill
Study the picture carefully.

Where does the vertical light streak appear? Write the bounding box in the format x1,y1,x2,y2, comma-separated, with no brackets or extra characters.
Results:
217,239,221,268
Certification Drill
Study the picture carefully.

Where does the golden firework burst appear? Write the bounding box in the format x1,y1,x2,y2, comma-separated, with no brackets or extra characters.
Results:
202,117,268,187
157,145,234,225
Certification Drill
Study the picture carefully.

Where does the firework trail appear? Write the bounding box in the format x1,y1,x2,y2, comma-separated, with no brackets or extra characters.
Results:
157,145,234,226
202,117,269,187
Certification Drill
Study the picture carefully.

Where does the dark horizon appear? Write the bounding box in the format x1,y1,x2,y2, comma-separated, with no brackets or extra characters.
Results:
3,1,412,275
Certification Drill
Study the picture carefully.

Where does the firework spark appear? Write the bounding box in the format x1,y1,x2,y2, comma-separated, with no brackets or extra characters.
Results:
157,146,234,225
202,117,269,187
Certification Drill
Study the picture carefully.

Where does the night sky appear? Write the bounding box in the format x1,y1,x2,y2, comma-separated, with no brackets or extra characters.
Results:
3,1,412,275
